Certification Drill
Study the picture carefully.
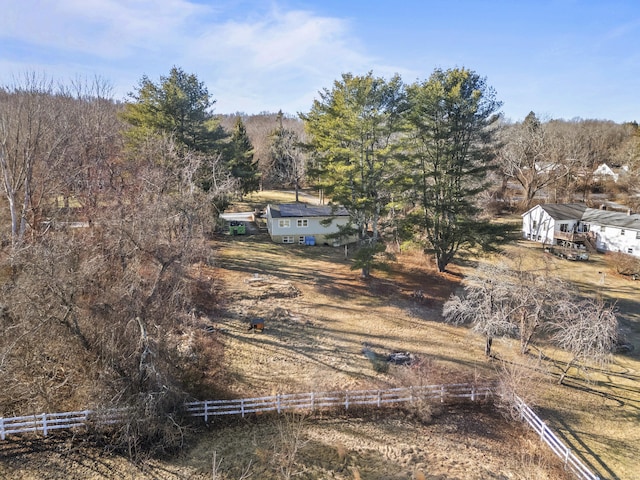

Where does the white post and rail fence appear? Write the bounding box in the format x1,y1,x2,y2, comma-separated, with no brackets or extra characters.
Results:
0,383,599,480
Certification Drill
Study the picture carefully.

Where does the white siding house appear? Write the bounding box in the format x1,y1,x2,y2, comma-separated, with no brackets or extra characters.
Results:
593,163,619,182
265,204,357,246
521,203,640,258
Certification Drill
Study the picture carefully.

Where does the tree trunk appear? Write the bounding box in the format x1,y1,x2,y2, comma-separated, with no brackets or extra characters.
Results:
558,358,575,385
485,336,493,356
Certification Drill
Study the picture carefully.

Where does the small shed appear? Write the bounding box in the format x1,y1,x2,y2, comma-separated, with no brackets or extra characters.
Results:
248,318,265,332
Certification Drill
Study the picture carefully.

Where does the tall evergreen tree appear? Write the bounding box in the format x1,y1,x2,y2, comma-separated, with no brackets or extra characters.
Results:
406,67,505,272
302,73,406,276
228,117,260,196
121,66,225,154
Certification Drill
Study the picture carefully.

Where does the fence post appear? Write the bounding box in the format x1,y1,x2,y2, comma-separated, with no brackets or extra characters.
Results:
241,399,245,418
345,391,349,411
0,417,4,440
41,413,48,437
471,385,475,402
277,394,281,414
440,385,445,403
311,392,315,412
204,401,209,423
377,390,381,408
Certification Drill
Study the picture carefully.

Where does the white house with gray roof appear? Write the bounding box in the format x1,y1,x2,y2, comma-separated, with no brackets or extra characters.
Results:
265,203,357,246
522,203,640,257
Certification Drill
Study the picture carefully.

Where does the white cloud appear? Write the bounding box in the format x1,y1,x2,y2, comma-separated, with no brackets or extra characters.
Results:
181,7,378,113
0,1,396,113
0,0,210,58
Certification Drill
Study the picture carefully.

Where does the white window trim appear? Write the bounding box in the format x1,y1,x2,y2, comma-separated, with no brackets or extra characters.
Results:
282,235,294,244
297,219,308,227
279,219,290,228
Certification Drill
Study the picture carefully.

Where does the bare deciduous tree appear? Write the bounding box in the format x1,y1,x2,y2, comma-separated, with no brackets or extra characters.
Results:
497,112,570,211
0,76,74,245
443,256,569,356
268,111,307,201
444,256,620,388
551,298,618,385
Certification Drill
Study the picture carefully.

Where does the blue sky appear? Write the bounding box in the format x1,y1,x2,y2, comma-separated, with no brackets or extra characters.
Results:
1,0,638,122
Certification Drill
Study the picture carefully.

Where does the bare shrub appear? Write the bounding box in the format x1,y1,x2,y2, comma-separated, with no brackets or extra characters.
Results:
607,251,640,276
271,413,309,480
494,356,546,420
392,356,450,387
95,390,188,460
211,450,252,480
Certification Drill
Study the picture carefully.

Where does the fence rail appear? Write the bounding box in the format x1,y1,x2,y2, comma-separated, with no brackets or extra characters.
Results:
513,395,600,480
0,384,600,480
0,383,489,441
183,383,491,420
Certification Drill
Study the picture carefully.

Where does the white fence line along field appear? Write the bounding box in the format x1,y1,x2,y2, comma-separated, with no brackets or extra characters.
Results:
0,384,599,480
183,383,491,420
0,384,489,441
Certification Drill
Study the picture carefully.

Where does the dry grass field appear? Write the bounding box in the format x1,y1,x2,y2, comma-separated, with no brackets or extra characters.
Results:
1,190,638,479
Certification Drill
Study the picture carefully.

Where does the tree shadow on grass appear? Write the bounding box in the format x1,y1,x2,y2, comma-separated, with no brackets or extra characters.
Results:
537,406,628,480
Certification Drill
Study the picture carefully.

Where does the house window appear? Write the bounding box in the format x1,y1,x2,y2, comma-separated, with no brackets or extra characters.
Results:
560,223,569,232
621,229,626,236
297,219,308,227
628,248,634,254
636,231,640,240
298,236,305,244
282,236,294,244
279,219,290,228
532,220,538,230
601,226,606,233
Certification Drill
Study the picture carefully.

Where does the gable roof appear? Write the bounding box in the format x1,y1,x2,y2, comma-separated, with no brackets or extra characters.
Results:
269,203,350,218
528,203,640,231
536,203,588,221
582,209,640,230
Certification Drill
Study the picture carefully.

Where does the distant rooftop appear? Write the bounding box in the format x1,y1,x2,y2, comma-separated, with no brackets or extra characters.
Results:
269,203,350,218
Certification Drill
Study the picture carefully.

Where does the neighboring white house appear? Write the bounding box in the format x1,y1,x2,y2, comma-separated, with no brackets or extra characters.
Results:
522,203,640,257
265,203,357,246
593,163,629,183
